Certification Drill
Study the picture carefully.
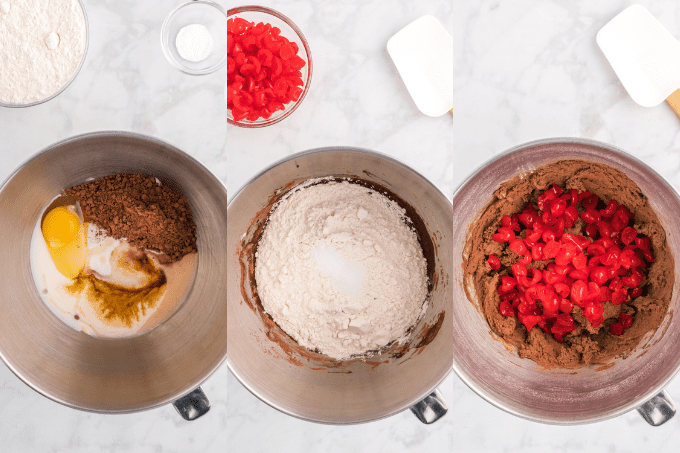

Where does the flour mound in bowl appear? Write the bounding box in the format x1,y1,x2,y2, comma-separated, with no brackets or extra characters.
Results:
255,179,429,360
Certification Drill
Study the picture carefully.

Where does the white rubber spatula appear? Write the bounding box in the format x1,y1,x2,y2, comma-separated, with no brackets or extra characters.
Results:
597,4,680,119
387,15,453,117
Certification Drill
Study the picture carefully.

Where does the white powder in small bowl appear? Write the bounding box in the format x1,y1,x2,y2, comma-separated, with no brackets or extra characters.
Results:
176,24,214,63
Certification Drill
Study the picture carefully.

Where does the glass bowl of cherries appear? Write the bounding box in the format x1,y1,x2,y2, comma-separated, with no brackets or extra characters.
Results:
226,6,313,128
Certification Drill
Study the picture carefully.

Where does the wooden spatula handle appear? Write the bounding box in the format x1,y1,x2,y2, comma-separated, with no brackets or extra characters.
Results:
667,89,680,120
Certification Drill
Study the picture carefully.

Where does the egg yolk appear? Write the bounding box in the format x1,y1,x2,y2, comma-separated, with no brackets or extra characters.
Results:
42,206,85,279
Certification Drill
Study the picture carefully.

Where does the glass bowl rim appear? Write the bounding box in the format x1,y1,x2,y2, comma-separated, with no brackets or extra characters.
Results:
0,0,90,109
226,5,313,128
160,0,229,76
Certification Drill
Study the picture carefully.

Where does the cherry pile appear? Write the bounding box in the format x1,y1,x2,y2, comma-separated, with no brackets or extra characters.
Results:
227,17,307,122
488,185,654,343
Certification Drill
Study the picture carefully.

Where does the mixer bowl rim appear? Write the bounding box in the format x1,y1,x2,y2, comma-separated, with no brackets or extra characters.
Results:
0,130,230,414
449,136,680,425
226,145,454,424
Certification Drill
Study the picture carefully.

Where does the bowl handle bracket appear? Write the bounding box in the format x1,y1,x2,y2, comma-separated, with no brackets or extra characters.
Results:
409,388,448,424
173,386,211,421
636,389,675,426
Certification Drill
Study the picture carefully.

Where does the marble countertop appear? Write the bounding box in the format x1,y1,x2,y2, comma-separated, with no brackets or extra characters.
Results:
2,0,680,451
451,0,680,451
226,0,453,451
0,0,228,452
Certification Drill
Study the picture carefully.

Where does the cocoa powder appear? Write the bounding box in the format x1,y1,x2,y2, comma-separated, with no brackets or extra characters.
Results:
66,174,197,263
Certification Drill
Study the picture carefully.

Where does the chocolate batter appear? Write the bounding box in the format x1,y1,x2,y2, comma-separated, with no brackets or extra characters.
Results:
463,160,674,369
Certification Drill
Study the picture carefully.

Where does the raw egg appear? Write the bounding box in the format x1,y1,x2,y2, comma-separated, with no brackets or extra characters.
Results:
41,206,85,279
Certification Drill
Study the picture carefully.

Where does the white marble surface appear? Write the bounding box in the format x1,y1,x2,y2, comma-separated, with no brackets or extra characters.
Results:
227,0,454,198
0,0,228,452
226,1,453,452
4,0,680,451
451,0,680,451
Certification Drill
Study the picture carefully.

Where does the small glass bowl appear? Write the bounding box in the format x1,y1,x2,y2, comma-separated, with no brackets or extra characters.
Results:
227,6,313,128
0,0,89,108
161,1,228,75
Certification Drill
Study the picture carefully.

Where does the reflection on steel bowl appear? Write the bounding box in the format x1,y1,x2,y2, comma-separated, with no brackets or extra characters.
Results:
227,147,452,424
451,138,680,426
0,132,228,420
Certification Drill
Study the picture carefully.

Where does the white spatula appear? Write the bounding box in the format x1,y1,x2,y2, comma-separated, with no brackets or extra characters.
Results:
597,4,680,119
387,15,453,117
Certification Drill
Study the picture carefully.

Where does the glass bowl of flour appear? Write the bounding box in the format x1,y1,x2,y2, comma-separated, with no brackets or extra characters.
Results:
161,1,228,75
0,0,89,108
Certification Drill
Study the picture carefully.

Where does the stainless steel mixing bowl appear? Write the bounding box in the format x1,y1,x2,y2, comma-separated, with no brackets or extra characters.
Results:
0,132,229,420
452,138,679,425
227,147,452,424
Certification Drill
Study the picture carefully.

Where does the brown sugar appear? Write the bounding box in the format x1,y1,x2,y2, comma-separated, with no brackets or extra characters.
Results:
66,174,197,263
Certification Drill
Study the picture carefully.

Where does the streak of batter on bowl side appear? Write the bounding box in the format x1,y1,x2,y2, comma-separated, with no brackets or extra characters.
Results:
462,160,674,370
236,176,444,370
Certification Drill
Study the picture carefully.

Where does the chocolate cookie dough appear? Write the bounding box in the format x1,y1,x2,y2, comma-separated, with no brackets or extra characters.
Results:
462,160,674,369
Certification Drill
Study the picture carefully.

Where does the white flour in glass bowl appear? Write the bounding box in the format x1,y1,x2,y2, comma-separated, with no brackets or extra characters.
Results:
255,179,429,360
0,0,86,104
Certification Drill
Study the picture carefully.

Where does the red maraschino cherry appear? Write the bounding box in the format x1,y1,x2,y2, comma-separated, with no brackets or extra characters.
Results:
491,184,651,343
227,18,307,121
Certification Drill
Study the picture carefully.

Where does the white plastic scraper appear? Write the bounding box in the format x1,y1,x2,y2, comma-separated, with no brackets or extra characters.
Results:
387,15,453,117
597,4,680,119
